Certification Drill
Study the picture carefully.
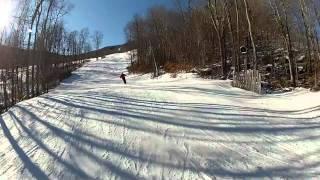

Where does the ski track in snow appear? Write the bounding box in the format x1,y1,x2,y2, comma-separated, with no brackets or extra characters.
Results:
0,52,320,180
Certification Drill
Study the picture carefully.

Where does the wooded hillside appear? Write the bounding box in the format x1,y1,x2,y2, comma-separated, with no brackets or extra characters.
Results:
125,0,320,91
0,0,107,112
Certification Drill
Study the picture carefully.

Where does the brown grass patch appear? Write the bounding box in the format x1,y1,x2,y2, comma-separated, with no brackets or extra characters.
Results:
127,63,153,73
163,62,193,73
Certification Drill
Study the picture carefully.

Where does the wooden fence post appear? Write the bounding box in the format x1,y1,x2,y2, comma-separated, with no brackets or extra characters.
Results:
232,69,262,94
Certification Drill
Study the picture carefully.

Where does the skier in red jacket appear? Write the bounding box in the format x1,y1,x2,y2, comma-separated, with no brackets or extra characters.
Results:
120,72,127,84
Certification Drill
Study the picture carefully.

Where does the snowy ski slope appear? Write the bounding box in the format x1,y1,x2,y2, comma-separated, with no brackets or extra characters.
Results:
0,52,320,179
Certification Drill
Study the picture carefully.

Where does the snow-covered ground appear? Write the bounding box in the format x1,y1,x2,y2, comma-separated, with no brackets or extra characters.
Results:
0,52,320,179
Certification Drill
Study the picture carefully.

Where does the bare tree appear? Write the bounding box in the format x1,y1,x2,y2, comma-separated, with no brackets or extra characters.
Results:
232,0,241,72
92,30,103,50
79,28,90,53
269,0,297,87
243,0,257,71
208,0,228,78
299,0,313,74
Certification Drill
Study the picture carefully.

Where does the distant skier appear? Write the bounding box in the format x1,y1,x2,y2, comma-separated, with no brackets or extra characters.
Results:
120,72,127,84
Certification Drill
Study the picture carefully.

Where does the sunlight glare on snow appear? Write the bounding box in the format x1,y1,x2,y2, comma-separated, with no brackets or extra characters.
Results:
0,0,14,30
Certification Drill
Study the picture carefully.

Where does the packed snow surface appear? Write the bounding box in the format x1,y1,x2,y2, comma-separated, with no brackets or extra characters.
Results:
1,52,320,179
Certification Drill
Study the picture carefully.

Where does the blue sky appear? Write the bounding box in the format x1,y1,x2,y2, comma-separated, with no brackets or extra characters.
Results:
65,0,174,47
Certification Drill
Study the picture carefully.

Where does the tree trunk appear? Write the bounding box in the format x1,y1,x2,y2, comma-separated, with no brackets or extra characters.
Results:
227,3,237,75
11,67,15,105
235,0,241,72
243,0,257,71
299,0,313,75
3,69,8,110
282,1,296,87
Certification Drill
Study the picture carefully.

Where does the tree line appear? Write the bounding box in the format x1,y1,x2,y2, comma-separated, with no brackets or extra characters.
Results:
0,0,104,111
0,0,104,57
125,0,320,90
